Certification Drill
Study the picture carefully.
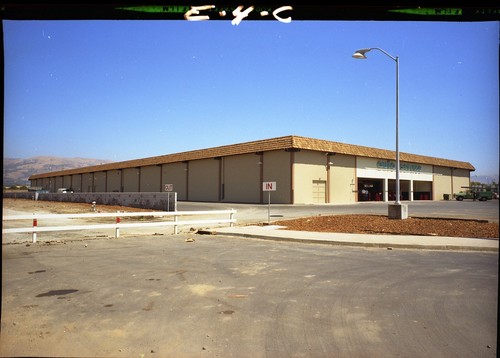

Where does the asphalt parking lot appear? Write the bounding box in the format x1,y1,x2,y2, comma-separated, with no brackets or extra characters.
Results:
1,233,497,358
177,199,500,224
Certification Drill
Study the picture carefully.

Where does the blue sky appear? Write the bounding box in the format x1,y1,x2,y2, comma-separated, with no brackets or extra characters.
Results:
3,18,499,177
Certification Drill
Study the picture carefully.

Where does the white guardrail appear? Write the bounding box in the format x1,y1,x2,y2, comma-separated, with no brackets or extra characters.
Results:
2,210,237,243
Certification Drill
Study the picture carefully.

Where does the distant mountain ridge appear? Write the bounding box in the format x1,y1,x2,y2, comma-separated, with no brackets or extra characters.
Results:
3,156,113,186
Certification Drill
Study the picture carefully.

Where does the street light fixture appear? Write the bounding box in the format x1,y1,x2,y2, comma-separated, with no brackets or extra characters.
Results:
352,47,408,219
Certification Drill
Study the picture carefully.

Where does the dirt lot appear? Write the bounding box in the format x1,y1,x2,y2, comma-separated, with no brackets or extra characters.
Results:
2,198,154,215
3,198,499,239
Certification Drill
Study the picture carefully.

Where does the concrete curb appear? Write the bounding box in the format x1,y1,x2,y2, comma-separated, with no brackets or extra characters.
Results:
210,227,499,253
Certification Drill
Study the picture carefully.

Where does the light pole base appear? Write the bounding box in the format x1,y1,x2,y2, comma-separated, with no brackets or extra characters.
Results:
388,203,408,220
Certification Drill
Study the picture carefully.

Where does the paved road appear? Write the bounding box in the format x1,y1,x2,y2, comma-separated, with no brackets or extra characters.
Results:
1,234,497,358
178,200,500,224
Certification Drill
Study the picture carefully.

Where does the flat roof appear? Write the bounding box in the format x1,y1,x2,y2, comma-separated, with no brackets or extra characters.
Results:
29,135,475,180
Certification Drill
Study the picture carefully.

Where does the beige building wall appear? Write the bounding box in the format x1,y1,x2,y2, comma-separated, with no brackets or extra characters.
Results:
123,168,140,192
49,177,56,190
293,150,328,204
63,175,72,189
452,168,470,194
329,153,356,203
50,178,56,192
81,173,93,192
263,150,291,204
107,170,122,192
433,166,452,200
94,172,106,192
28,141,472,204
162,162,188,200
223,154,261,203
140,165,161,192
44,178,50,191
55,176,64,191
71,174,82,192
188,159,219,202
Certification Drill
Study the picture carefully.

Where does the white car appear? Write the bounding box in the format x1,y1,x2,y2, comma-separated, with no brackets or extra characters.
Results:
57,188,73,193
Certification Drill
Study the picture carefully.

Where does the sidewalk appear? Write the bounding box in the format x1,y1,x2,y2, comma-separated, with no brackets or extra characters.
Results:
214,225,499,252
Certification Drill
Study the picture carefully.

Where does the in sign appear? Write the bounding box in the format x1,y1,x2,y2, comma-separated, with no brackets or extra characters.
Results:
262,181,276,191
164,184,174,192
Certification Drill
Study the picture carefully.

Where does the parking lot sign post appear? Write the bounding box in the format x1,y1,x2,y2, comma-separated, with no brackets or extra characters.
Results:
165,184,173,211
262,181,276,224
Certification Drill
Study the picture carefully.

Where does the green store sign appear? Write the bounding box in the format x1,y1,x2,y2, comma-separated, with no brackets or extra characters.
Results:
376,160,422,172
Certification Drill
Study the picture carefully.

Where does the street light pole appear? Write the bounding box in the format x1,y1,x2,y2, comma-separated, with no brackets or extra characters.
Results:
395,52,400,205
352,47,407,219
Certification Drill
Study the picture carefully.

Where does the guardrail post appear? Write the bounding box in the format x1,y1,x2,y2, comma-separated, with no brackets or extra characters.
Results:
115,215,120,238
174,214,178,235
230,209,234,227
32,217,37,243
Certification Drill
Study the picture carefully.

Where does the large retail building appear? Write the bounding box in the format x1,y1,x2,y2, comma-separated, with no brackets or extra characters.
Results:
29,135,474,204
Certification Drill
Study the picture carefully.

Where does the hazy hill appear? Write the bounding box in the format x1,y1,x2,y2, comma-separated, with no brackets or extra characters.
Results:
3,156,113,186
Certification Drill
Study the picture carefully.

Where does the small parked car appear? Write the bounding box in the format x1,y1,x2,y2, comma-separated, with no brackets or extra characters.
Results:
57,188,73,193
